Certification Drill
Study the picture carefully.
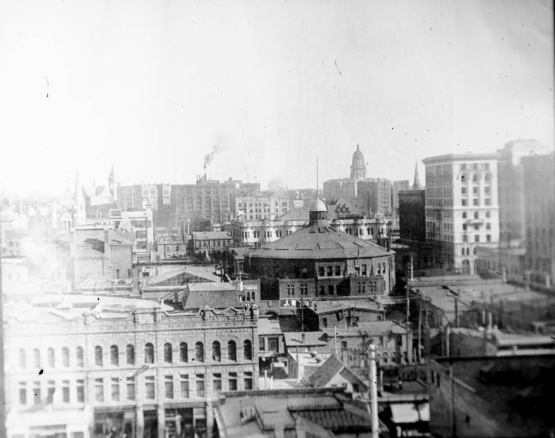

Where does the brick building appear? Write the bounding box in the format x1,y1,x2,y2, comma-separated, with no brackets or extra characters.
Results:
4,294,259,438
246,198,396,305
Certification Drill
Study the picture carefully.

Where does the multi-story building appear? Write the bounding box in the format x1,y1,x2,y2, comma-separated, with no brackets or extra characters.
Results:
72,225,134,287
322,145,367,201
422,153,500,275
391,180,410,216
109,209,154,263
357,178,393,217
497,140,552,248
117,183,172,230
522,151,555,288
399,166,426,242
171,176,260,228
4,294,259,438
191,231,232,258
234,194,291,220
247,198,396,304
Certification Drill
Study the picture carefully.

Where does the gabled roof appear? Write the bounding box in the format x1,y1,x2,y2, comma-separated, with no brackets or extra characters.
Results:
308,355,367,390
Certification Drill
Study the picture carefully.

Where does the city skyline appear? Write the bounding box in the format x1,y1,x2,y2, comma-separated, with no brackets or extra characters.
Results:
0,0,553,197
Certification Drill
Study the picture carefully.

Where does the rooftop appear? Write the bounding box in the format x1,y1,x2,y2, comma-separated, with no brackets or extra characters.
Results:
191,231,231,240
284,331,328,349
258,317,283,336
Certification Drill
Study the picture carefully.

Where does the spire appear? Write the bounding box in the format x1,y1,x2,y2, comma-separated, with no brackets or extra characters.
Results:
108,164,115,180
412,161,422,190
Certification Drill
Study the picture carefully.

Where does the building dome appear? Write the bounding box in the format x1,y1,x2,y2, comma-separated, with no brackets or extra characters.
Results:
310,198,327,213
350,145,367,179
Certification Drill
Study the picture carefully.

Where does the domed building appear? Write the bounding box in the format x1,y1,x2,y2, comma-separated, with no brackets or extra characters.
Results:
350,144,367,179
246,197,395,306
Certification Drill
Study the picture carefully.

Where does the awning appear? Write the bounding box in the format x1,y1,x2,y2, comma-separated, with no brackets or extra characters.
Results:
390,402,429,424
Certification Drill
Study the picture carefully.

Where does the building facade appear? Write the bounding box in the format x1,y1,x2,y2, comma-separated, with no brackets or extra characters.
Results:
422,153,500,275
398,189,426,242
522,151,555,288
4,295,259,438
357,179,393,217
234,194,291,220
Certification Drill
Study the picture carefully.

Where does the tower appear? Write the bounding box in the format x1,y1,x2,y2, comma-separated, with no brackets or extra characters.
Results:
412,161,422,190
350,144,367,180
108,165,117,202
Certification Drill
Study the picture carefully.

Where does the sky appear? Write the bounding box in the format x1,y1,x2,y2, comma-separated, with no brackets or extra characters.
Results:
0,0,553,197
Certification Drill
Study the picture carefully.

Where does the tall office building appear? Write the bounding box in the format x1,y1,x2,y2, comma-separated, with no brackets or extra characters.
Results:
497,140,552,248
422,153,500,275
522,151,555,287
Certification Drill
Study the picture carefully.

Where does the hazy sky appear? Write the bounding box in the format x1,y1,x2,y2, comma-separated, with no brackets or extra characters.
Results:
1,0,553,197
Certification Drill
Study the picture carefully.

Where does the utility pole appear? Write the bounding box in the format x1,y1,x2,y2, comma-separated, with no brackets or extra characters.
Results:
369,343,379,438
418,294,422,363
406,282,410,363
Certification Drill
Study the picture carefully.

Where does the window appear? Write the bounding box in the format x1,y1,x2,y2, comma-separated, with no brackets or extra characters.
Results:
461,187,467,195
213,373,222,394
126,377,135,401
76,380,84,403
485,199,491,206
244,372,253,390
145,376,155,399
95,378,104,402
341,341,348,350
228,372,238,391
335,265,341,276
126,345,135,365
76,347,84,367
180,342,188,362
145,343,154,364
111,378,120,402
300,284,308,295
196,374,205,398
473,199,480,206
165,375,174,399
462,212,467,219
329,285,335,295
473,187,479,194
19,349,26,369
164,343,173,364
62,347,69,367
195,342,204,362
462,199,467,206
327,266,333,276
243,340,252,361
463,224,467,231
180,375,190,398
487,235,491,242
358,283,365,294
322,317,328,328
463,235,468,243
474,211,479,219
19,382,26,405
62,380,70,403
475,235,480,243
228,341,237,361
362,264,367,276
486,211,491,218
318,285,325,296
94,346,103,366
212,341,221,362
286,284,294,296
318,266,325,277
110,345,119,366
47,348,55,368
33,381,41,405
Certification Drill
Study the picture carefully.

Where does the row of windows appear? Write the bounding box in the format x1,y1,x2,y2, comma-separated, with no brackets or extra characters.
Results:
17,372,255,406
17,340,253,370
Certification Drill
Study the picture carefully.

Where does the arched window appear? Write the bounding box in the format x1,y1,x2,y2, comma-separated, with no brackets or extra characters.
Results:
474,211,479,219
19,349,26,369
76,347,84,367
33,349,40,368
62,347,69,367
110,345,119,366
94,346,103,366
228,341,237,362
47,348,55,368
212,341,221,362
243,340,252,361
179,342,188,362
145,343,154,364
195,342,204,362
164,343,173,364
126,345,135,365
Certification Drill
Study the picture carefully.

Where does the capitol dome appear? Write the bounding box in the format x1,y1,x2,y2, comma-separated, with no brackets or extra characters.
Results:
350,144,367,179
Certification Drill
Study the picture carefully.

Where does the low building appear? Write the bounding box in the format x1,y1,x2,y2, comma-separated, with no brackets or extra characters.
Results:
300,299,386,331
191,231,232,258
306,354,368,394
429,355,555,437
155,239,188,261
4,293,259,438
258,317,285,356
214,387,380,438
287,350,332,382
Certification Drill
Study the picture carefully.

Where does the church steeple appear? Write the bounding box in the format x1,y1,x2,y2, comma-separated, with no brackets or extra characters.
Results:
412,161,422,190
